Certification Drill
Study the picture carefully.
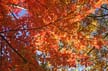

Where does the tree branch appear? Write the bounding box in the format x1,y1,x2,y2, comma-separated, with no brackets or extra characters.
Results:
101,6,108,10
9,4,27,10
103,33,108,39
9,9,18,20
0,38,2,68
0,10,73,34
0,22,52,33
88,14,108,18
53,24,73,34
0,11,65,33
0,34,27,63
105,64,108,69
87,46,95,55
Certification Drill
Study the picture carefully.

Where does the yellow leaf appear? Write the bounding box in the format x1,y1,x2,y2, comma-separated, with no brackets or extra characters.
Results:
92,20,97,26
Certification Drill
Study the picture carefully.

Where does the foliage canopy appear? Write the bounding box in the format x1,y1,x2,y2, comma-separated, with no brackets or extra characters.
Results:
0,0,108,71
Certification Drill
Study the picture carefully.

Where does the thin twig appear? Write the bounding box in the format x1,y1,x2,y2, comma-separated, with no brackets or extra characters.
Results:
9,4,27,10
53,24,73,34
87,46,95,55
0,38,2,69
0,22,52,33
88,14,108,17
105,64,108,69
103,33,108,39
0,11,72,34
101,6,108,10
0,10,74,34
9,9,18,20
